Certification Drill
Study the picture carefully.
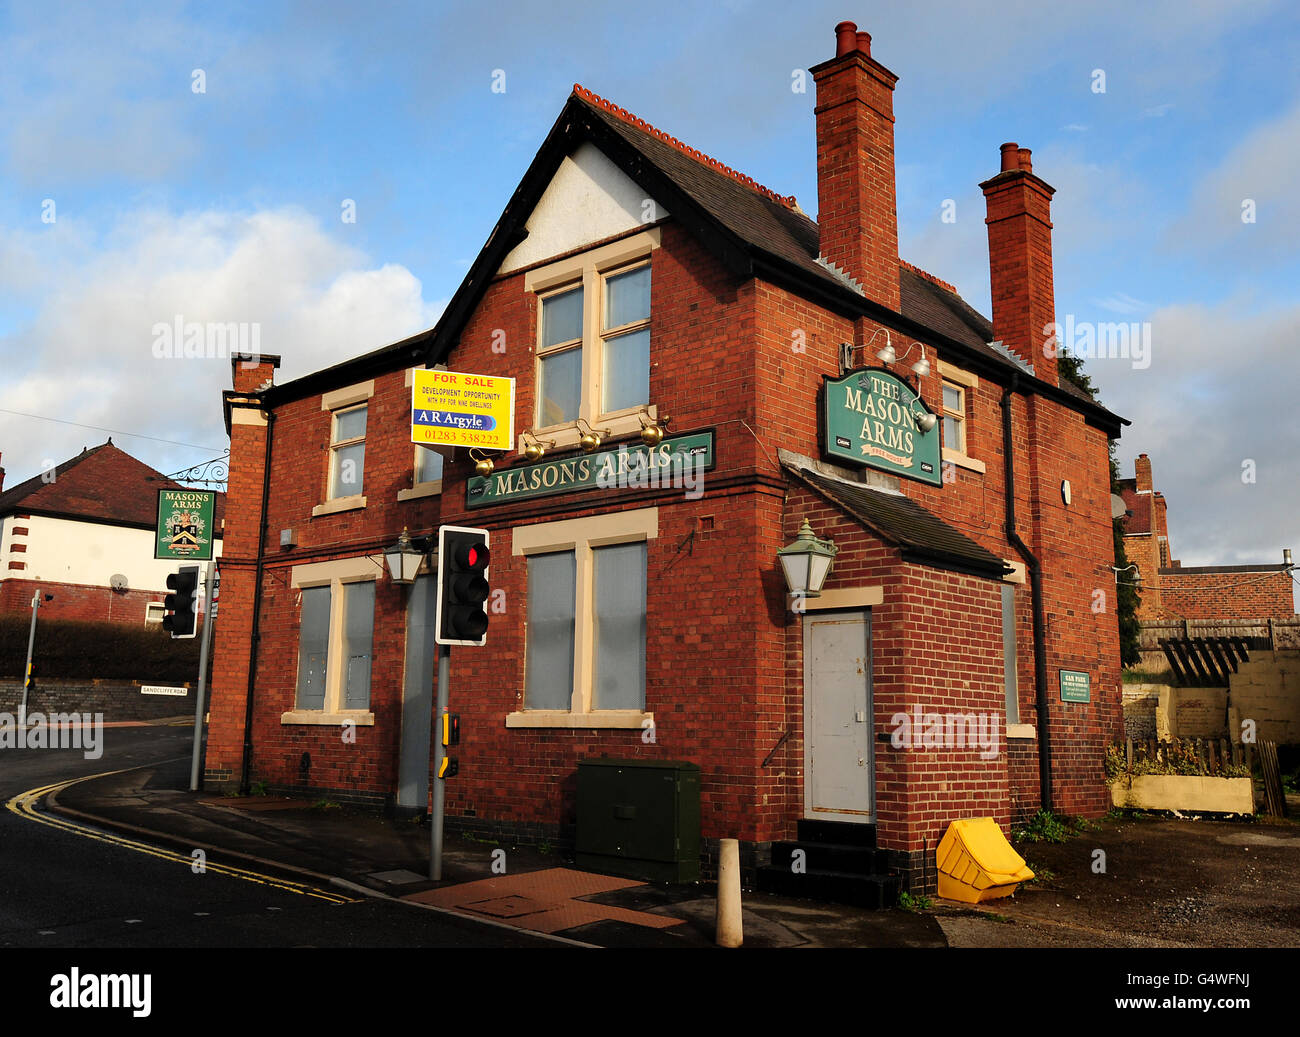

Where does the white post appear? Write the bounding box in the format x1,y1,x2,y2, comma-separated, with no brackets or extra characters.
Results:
190,563,216,791
715,838,743,948
20,592,40,722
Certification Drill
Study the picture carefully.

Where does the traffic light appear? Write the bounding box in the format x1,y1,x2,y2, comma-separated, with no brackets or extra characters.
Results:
163,563,201,639
435,525,490,646
442,712,460,747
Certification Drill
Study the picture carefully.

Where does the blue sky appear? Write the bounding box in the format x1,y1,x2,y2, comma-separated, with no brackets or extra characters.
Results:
1,0,1296,584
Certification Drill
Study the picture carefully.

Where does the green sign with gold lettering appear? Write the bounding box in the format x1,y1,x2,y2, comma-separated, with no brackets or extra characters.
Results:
466,431,714,509
821,367,941,485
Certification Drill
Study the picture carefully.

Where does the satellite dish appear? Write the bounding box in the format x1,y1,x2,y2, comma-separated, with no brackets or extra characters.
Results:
110,573,129,592
1110,494,1128,520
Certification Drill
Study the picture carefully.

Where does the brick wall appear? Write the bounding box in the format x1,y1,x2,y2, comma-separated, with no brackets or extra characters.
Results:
1158,568,1295,620
205,215,1123,854
0,678,194,720
0,578,168,626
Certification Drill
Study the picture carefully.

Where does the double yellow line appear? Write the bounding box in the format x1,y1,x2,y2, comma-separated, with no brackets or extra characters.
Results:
7,772,356,904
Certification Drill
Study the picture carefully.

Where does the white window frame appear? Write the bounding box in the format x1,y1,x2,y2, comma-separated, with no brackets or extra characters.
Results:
282,557,378,726
937,360,986,475
313,380,373,516
506,507,658,729
145,602,165,625
522,229,662,453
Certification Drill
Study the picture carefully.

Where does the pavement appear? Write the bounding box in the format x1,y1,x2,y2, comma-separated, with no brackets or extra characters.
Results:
43,730,948,949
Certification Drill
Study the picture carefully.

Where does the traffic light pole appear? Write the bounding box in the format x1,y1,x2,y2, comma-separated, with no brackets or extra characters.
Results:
429,643,450,881
190,562,216,792
20,591,41,721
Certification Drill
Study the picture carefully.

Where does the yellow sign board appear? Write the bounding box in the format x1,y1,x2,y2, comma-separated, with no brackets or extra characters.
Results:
412,369,515,451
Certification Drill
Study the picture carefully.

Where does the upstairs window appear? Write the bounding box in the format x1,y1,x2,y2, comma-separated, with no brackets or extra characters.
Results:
941,382,965,454
329,403,366,500
600,264,650,415
538,285,584,426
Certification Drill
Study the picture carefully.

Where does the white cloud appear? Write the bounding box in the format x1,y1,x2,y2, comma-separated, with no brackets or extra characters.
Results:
1091,295,1300,567
0,206,443,482
1168,99,1300,262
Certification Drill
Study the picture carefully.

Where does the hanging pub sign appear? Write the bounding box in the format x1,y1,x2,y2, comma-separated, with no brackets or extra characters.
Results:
820,367,941,486
154,488,217,561
467,431,714,509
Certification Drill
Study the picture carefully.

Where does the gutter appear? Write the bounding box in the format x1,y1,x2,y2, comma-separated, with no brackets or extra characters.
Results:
1000,373,1053,812
239,405,275,796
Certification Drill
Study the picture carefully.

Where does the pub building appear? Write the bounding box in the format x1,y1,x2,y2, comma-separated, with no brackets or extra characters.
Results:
206,21,1127,899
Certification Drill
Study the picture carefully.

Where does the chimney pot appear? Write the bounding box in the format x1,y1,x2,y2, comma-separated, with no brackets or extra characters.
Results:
856,31,872,55
1000,142,1020,171
1018,147,1033,172
834,21,859,57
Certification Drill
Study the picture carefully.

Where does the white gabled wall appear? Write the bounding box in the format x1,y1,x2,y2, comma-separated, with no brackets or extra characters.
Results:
1,514,223,595
497,142,668,274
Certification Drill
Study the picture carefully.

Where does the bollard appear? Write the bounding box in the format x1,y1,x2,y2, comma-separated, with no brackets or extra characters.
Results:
715,838,743,948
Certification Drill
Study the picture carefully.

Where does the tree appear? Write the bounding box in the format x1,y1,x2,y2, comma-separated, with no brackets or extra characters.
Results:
1057,352,1143,667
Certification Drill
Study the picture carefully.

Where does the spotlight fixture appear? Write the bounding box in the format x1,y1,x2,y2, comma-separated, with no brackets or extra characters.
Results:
874,330,896,364
637,410,668,447
914,411,938,434
910,344,931,378
469,448,495,476
575,417,609,453
521,430,555,463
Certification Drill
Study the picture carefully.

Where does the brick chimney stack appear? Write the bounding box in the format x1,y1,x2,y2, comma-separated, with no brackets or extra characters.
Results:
980,142,1058,385
812,21,901,311
1135,453,1153,493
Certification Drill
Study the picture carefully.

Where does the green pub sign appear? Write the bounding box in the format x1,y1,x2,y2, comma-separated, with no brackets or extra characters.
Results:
1059,669,1091,703
467,431,714,509
822,367,941,486
155,488,217,561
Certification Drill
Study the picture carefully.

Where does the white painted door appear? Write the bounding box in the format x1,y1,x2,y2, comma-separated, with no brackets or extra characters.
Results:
804,610,873,822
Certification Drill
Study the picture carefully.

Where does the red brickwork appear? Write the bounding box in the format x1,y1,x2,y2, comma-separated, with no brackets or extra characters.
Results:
204,24,1125,862
1158,569,1295,620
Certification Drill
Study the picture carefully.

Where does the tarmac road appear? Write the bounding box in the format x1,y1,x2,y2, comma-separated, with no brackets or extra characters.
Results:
0,724,558,948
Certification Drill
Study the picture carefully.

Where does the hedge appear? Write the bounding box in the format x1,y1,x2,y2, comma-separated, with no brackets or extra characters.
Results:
0,615,204,683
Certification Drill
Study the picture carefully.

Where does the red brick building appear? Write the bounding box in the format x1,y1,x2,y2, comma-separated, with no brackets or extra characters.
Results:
1119,453,1294,622
0,441,224,624
205,23,1127,897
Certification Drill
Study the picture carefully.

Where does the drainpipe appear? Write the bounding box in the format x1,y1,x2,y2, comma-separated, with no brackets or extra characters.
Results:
1000,374,1053,812
239,405,275,796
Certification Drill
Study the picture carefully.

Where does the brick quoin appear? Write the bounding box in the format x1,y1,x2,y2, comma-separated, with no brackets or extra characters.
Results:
203,21,1127,886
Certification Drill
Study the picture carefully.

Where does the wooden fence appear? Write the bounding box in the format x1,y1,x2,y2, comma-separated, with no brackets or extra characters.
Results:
1139,617,1300,652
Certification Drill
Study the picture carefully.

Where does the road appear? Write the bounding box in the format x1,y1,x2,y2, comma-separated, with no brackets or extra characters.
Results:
0,725,557,948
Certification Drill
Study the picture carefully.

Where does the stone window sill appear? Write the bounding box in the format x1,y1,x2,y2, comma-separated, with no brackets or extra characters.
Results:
280,710,376,727
942,448,986,475
1006,723,1036,740
311,495,367,517
505,710,653,730
397,480,442,502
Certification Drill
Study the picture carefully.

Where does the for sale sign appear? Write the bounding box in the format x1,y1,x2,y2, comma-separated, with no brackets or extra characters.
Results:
412,368,515,452
155,489,216,561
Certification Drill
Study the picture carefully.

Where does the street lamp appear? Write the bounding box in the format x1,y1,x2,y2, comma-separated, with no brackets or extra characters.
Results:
778,519,838,600
385,527,431,585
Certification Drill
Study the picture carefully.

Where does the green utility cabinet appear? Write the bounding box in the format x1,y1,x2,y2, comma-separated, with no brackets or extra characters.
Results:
575,758,701,883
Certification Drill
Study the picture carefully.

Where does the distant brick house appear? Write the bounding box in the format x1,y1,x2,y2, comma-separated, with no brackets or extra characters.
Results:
1119,453,1294,621
205,22,1127,894
0,441,224,624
